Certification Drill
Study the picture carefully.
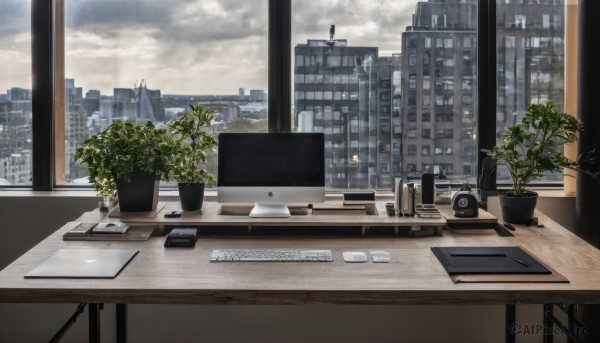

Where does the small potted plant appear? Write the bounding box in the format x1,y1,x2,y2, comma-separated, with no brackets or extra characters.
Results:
168,104,217,211
75,120,174,212
482,100,599,224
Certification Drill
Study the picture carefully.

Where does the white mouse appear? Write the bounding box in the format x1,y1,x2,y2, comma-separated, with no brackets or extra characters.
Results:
370,251,391,263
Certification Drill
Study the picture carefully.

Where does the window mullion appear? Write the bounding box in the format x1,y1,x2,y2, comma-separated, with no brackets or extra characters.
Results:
268,0,292,133
31,0,55,190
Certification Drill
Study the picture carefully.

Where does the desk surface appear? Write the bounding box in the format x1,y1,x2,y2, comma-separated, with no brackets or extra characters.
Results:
2,203,600,305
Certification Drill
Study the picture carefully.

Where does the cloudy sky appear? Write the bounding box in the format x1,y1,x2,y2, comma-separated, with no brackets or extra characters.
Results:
1,0,416,95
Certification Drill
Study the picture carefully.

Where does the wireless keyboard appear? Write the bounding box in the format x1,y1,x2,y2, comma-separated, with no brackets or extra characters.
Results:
210,249,333,262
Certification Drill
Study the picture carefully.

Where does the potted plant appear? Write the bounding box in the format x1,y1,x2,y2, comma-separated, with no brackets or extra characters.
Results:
75,120,174,212
482,100,599,224
168,104,217,211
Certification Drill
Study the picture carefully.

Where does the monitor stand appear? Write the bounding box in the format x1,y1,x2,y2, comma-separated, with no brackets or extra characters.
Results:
249,202,291,218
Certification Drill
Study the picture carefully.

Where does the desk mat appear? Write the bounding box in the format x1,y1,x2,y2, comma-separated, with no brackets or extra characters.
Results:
432,248,569,283
108,201,166,218
450,256,569,283
431,246,551,274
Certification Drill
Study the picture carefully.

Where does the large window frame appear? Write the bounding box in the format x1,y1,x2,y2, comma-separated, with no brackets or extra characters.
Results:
26,0,569,191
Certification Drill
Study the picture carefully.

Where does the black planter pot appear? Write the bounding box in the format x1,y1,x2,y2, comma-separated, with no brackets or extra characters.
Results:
115,172,160,212
499,191,538,224
178,183,205,211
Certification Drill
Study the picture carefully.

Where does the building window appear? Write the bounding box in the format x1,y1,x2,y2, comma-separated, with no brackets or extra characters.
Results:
408,145,417,155
422,128,431,139
436,129,453,139
422,146,430,156
408,111,417,122
409,75,416,89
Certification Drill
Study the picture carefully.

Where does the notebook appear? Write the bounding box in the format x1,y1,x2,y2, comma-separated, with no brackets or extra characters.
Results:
24,249,138,279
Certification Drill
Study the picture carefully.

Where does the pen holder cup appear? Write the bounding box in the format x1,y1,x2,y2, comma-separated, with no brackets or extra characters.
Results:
385,203,396,216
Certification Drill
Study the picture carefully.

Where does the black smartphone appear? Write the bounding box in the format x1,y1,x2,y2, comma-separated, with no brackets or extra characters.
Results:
164,210,183,218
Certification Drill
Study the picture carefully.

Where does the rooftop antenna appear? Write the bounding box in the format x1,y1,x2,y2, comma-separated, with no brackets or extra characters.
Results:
326,24,335,46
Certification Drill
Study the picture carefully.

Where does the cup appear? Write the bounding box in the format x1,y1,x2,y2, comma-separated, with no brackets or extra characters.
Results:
385,203,395,216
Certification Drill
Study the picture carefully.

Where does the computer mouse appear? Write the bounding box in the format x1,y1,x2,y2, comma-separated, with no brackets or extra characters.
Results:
370,251,390,263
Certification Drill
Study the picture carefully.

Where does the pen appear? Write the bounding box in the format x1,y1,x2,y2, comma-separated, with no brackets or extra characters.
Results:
450,253,506,257
512,256,529,267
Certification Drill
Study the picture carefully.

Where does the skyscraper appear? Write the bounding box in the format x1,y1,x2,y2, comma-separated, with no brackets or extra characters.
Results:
294,38,378,189
400,0,478,181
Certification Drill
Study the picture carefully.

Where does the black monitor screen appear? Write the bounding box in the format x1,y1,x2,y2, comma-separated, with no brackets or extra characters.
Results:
218,133,325,187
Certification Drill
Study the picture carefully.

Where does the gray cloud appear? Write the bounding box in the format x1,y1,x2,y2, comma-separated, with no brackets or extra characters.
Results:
3,0,416,94
66,0,172,30
0,0,30,36
292,0,415,55
66,0,267,44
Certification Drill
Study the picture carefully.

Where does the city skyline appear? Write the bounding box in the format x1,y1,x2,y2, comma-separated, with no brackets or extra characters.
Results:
0,0,416,94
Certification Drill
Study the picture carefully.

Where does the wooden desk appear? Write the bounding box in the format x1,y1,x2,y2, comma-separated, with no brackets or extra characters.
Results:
1,202,600,341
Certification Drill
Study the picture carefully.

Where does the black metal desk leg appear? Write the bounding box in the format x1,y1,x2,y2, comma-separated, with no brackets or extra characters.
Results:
89,303,101,343
506,304,516,343
116,304,127,343
543,304,553,343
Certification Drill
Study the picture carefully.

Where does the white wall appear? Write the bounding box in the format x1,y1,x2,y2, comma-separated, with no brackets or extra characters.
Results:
0,193,570,343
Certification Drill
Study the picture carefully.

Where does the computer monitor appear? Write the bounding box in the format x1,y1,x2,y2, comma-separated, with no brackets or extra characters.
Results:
217,133,325,217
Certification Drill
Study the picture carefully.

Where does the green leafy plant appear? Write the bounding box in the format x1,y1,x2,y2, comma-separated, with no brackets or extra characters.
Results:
75,121,174,199
168,104,217,185
482,100,599,196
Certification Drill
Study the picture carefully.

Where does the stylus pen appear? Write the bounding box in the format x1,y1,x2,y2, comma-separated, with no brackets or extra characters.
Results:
512,256,529,267
450,253,506,257
504,223,516,231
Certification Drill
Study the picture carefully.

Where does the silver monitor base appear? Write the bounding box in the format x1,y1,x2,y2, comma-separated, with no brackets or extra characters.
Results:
249,202,291,218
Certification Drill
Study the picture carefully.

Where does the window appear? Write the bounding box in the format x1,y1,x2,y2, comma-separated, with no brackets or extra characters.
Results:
422,128,431,139
13,1,570,191
408,145,417,156
293,0,478,189
60,0,268,185
0,1,32,186
422,146,430,156
495,1,566,185
409,75,416,89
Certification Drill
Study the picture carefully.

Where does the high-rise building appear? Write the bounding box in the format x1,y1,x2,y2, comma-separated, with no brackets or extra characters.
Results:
0,95,33,185
400,0,478,181
134,81,165,123
376,54,402,189
7,88,31,101
294,38,378,189
495,0,565,182
249,89,266,102
107,84,166,123
64,79,89,181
